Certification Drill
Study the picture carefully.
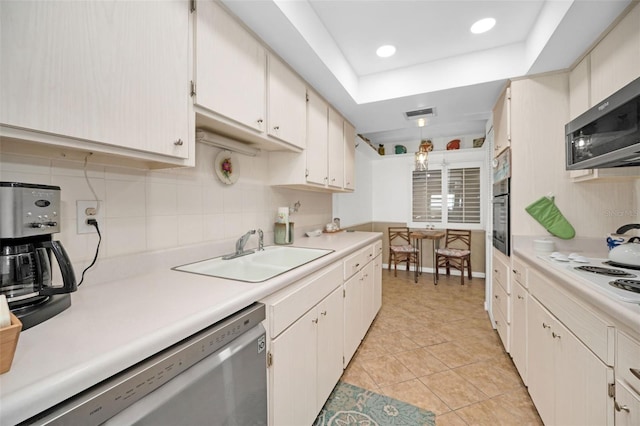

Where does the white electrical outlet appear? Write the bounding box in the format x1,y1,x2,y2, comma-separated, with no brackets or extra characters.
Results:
77,200,103,234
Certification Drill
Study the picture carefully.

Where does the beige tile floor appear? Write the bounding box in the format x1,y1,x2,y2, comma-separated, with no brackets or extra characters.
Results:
340,269,544,426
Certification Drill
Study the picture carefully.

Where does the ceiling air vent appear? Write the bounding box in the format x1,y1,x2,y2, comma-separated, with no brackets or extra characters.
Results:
404,107,436,119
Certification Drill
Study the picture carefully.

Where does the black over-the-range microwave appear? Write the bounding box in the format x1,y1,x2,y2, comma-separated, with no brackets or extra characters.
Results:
566,76,640,170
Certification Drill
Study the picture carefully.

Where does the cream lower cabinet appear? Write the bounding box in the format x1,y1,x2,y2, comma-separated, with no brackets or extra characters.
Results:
615,381,640,426
527,296,613,426
491,250,510,351
269,286,343,426
510,257,528,383
0,0,191,165
343,242,382,367
264,239,382,425
615,331,640,425
370,252,383,323
266,264,344,426
343,265,365,367
510,280,528,383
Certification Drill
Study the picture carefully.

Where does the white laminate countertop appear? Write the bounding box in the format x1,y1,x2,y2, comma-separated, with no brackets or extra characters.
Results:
512,237,640,337
0,231,382,426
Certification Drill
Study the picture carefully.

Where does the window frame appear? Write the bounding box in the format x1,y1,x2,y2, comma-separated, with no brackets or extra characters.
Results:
409,159,486,230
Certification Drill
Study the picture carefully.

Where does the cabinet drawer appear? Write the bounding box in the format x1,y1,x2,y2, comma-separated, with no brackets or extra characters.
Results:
363,244,376,265
493,254,510,293
529,268,614,365
512,257,527,288
343,247,367,280
268,263,342,337
492,277,510,323
617,331,640,391
373,240,383,257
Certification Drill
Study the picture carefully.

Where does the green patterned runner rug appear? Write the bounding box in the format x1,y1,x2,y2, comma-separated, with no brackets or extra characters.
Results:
313,381,436,426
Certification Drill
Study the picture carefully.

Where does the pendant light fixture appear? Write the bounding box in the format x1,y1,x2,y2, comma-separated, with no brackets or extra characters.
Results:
414,121,432,171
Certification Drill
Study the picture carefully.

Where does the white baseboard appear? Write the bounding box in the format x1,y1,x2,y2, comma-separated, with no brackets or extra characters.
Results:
382,263,485,279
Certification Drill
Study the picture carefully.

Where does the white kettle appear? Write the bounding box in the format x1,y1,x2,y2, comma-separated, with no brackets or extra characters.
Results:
608,224,640,267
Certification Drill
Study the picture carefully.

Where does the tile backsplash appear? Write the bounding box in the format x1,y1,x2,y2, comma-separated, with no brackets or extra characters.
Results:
0,142,332,272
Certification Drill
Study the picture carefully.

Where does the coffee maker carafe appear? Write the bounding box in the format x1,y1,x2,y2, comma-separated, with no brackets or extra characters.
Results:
0,182,77,329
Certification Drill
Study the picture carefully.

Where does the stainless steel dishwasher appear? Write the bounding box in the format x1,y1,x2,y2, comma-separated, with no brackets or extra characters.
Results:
23,303,267,426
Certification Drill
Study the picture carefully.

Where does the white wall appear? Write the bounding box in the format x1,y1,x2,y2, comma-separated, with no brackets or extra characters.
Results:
332,148,373,227
372,155,412,223
0,142,333,272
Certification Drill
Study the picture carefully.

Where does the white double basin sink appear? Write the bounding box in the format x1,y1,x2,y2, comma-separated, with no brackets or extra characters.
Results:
173,246,334,282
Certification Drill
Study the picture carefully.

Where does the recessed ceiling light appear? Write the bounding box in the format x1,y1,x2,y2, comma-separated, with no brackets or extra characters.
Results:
376,45,396,58
470,17,496,34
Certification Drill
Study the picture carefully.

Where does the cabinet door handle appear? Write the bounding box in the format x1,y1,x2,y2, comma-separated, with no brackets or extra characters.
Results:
273,126,279,131
320,311,327,316
494,295,499,299
552,332,561,339
312,318,318,324
257,119,263,124
174,138,184,146
630,368,640,380
542,322,551,329
615,401,630,413
517,295,524,300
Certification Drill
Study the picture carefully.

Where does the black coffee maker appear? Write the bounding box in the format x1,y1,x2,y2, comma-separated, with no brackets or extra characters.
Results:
0,182,77,330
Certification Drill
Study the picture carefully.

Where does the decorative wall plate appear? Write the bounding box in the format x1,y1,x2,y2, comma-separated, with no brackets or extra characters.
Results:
215,151,239,185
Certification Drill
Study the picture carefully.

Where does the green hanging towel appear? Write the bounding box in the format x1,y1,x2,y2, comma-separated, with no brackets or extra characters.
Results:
525,196,575,239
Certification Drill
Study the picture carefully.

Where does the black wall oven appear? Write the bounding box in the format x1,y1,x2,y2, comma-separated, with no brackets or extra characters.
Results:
492,179,510,256
492,148,511,256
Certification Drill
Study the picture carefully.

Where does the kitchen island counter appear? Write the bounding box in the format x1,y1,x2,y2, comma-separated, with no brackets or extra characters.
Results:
0,231,381,426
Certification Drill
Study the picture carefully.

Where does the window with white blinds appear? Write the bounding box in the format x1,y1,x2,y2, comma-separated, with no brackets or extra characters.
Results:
412,164,482,226
412,170,442,222
447,167,481,224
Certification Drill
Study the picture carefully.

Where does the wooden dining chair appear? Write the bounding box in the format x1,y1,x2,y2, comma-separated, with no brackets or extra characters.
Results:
388,227,417,276
435,229,472,284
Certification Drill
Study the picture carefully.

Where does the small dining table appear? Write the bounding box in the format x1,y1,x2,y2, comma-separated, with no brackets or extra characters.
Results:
410,230,446,284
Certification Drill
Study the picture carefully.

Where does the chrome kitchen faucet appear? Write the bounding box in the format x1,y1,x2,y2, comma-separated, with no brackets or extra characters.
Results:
223,229,263,260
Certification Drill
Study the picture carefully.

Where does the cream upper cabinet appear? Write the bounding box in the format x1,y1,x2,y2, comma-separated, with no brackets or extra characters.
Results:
492,85,511,157
328,107,345,189
569,55,590,120
305,90,329,186
269,93,355,192
343,121,356,190
590,2,640,105
267,55,306,149
568,3,640,182
195,0,266,133
0,0,191,164
194,1,308,152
